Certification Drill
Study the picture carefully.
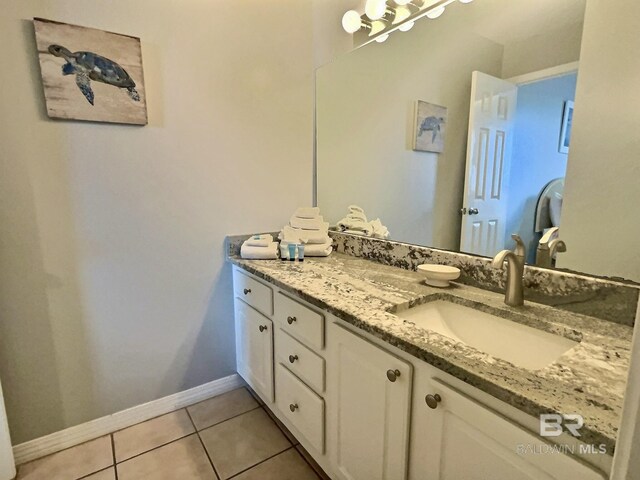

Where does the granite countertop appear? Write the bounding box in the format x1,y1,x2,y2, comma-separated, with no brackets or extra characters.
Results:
228,253,632,454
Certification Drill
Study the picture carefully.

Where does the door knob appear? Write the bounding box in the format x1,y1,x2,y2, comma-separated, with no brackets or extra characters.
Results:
288,354,298,364
287,316,297,325
468,208,479,215
243,288,252,295
289,403,299,412
259,325,268,332
425,393,442,409
460,207,467,215
386,369,401,382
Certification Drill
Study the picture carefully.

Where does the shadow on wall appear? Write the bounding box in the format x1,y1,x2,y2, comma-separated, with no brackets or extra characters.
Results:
0,21,96,444
158,260,237,395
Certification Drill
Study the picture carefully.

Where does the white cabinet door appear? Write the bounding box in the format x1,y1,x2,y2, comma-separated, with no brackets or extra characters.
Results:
332,324,412,480
235,299,274,402
410,370,605,480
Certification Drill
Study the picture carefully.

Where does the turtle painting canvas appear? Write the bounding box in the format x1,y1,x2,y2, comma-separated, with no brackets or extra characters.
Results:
34,18,147,125
413,100,447,153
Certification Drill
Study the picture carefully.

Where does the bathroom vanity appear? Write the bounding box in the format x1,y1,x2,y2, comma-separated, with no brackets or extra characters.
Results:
227,232,635,480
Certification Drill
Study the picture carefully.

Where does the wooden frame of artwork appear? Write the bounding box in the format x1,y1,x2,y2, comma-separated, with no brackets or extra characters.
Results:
33,18,148,125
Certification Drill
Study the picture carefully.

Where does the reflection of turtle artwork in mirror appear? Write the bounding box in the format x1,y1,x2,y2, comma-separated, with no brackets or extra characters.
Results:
34,18,147,125
413,100,447,153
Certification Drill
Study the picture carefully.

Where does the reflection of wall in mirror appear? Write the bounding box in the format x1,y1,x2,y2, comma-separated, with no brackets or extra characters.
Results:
506,73,577,264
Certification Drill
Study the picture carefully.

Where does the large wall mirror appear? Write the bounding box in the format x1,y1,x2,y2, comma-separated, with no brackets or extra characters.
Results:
317,0,590,271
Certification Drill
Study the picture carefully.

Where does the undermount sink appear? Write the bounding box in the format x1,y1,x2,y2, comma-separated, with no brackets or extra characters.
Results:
396,300,578,370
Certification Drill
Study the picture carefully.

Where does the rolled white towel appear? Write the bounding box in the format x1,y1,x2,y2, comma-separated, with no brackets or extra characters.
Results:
290,216,326,230
348,205,365,214
337,218,372,236
281,240,333,257
370,219,390,239
279,226,329,245
245,234,274,247
294,207,320,219
241,241,278,260
346,212,367,222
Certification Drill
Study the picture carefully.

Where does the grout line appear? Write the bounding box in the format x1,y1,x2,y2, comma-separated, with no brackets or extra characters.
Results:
110,434,118,480
226,446,294,480
76,466,114,480
194,405,263,433
187,409,221,480
114,433,195,465
293,446,324,480
261,405,298,446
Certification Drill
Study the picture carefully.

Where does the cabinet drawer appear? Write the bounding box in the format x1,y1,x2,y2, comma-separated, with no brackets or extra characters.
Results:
276,363,325,453
234,269,273,317
275,292,324,349
276,329,325,393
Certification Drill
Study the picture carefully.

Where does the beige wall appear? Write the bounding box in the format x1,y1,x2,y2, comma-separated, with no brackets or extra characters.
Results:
317,11,503,248
557,0,640,282
0,0,315,443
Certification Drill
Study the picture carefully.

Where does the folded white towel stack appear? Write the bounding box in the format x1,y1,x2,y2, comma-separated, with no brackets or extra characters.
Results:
337,205,390,239
279,207,332,257
241,234,278,260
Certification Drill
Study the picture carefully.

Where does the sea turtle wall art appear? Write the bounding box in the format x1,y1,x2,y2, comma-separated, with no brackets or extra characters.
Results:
34,18,148,125
413,100,447,153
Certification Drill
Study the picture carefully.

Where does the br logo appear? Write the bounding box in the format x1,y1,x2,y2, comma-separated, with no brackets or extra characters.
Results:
539,414,584,437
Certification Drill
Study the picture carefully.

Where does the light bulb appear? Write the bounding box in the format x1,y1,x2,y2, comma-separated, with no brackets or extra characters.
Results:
342,10,363,33
365,0,388,20
369,20,387,36
394,0,411,5
393,6,412,23
375,33,390,43
426,6,445,18
459,0,474,3
399,21,415,31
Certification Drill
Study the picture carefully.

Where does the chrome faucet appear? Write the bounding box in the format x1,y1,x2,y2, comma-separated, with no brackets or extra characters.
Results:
492,234,526,307
536,238,567,268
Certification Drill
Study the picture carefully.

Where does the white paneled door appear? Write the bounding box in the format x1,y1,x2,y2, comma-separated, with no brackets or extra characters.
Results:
0,381,15,480
460,71,518,258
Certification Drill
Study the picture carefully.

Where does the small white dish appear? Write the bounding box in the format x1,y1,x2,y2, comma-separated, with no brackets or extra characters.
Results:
417,264,461,287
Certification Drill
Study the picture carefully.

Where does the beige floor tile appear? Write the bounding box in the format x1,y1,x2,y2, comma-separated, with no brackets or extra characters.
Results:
116,435,216,480
296,445,332,480
232,448,318,480
199,408,291,479
113,409,195,462
83,467,116,480
263,405,299,445
187,388,258,430
16,436,113,480
244,386,265,406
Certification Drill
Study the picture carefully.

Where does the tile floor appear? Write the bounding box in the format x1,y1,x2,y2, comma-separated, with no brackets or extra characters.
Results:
15,387,330,480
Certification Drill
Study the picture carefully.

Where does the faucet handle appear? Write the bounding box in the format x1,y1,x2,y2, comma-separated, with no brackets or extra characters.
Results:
511,234,526,260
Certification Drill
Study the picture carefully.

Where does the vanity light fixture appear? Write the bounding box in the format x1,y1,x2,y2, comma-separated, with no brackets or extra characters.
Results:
342,0,476,46
342,10,371,34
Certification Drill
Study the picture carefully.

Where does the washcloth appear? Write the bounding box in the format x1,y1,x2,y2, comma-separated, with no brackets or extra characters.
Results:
245,234,274,247
290,216,326,230
294,207,321,219
280,240,333,258
280,226,329,245
348,205,365,214
337,219,373,236
241,241,278,260
346,212,368,222
370,218,390,239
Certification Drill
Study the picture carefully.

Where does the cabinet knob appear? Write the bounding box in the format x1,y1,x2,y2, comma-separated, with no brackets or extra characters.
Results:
289,403,299,412
243,288,252,295
288,354,298,364
259,325,268,332
287,316,297,325
386,369,401,382
425,394,442,409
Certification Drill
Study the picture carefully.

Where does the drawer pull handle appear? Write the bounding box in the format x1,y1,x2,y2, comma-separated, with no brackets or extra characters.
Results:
289,403,299,412
425,394,442,409
386,369,401,382
243,288,252,295
287,316,297,325
259,325,268,332
288,354,298,364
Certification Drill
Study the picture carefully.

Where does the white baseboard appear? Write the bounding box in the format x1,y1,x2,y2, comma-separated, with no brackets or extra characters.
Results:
13,373,244,465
